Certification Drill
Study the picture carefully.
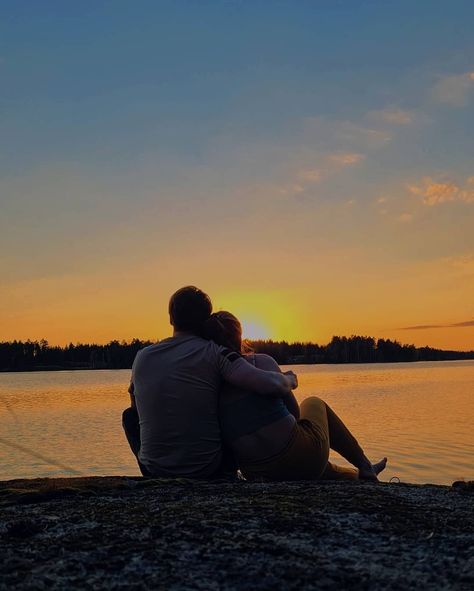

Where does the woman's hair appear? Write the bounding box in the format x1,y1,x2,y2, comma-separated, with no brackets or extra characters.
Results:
203,311,244,353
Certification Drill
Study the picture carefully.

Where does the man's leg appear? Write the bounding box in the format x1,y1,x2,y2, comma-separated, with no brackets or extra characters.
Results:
122,407,151,477
211,444,238,480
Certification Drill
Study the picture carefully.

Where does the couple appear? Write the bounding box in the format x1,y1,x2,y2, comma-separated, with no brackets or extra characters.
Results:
123,286,387,482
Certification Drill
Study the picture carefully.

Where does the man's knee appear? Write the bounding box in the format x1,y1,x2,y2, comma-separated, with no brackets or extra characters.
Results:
122,407,142,459
122,406,138,428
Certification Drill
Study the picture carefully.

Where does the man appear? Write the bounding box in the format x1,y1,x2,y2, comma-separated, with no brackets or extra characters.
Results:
123,286,297,479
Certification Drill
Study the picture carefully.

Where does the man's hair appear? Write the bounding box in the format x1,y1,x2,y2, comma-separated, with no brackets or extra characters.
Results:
169,286,213,333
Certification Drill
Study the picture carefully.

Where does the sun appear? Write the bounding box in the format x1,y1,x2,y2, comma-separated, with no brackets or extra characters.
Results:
240,318,271,341
214,288,304,342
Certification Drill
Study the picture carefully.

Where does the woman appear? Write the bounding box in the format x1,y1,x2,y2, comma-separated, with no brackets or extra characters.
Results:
204,311,387,482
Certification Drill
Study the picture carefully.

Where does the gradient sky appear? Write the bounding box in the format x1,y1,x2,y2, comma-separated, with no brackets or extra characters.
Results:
1,1,474,349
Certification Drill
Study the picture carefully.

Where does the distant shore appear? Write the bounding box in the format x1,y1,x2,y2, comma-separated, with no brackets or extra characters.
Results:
2,357,474,373
1,476,473,589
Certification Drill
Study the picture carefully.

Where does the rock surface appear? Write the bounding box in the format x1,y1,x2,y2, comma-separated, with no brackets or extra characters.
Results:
0,476,473,590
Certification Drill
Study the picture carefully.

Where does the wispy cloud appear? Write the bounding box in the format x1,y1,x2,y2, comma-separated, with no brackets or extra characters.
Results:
328,152,365,166
400,320,474,330
442,254,474,275
367,107,414,125
397,212,414,223
296,169,323,183
287,150,366,197
408,176,474,206
304,117,392,149
432,71,474,107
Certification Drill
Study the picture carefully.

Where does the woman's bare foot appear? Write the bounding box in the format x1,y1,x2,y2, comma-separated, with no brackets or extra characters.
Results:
358,457,388,481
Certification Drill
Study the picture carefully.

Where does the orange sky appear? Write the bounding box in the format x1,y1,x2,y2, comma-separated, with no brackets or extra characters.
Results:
2,249,473,350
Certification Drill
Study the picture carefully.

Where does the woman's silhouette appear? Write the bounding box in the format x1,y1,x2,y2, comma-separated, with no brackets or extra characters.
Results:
204,311,387,481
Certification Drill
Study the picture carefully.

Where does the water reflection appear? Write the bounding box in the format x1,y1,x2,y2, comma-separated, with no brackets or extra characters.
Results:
0,362,473,484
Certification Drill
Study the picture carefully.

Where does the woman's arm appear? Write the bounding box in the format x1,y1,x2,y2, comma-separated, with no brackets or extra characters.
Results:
281,390,300,419
252,354,300,419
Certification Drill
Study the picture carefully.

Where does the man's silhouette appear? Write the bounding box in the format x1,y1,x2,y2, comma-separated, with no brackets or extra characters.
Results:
123,286,296,479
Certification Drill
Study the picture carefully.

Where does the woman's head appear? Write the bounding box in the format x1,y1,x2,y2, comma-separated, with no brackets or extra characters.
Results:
203,311,243,352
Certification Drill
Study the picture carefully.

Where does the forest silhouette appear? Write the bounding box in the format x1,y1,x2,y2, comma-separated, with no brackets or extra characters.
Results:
1,336,473,372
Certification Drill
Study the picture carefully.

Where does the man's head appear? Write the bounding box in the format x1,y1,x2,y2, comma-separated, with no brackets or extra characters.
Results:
169,286,213,334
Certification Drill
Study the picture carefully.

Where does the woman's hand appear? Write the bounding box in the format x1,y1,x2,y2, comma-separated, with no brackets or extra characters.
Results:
283,370,298,390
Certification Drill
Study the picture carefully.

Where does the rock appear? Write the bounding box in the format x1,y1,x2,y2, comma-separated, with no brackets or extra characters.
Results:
0,477,473,590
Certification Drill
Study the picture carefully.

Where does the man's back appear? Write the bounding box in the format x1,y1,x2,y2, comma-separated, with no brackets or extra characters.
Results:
132,335,227,478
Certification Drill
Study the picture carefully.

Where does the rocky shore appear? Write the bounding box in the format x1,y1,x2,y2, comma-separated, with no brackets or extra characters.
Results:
1,476,473,590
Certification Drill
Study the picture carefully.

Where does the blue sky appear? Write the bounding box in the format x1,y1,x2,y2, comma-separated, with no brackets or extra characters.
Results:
1,1,474,347
2,0,473,174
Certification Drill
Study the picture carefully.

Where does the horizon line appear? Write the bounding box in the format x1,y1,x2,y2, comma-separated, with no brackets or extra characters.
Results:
1,334,473,354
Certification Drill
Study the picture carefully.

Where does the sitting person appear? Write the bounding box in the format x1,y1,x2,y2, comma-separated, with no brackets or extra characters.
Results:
122,286,297,479
203,311,387,481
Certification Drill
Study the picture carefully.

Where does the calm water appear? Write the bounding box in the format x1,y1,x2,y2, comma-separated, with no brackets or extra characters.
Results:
0,362,473,485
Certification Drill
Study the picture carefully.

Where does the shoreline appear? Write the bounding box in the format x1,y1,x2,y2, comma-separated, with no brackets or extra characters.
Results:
1,476,473,589
2,357,474,373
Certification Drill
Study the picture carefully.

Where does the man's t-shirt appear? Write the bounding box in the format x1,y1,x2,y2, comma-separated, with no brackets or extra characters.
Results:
131,334,244,478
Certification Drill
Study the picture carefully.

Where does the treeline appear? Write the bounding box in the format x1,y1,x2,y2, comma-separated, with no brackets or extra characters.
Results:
250,336,474,364
1,336,473,371
0,339,152,372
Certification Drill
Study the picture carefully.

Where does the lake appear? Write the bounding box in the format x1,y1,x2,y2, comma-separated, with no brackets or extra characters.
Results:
0,361,473,485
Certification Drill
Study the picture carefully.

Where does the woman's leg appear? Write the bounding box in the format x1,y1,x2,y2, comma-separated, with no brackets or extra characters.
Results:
300,397,387,480
320,461,358,480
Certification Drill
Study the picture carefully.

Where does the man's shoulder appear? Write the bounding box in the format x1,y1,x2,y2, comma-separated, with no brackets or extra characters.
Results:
138,335,212,357
135,341,165,357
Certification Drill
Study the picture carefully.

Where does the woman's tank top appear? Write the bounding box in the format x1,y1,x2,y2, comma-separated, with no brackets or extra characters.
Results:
219,354,290,442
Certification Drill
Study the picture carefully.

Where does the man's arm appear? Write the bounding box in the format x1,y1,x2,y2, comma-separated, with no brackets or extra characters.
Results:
226,362,297,396
219,350,298,396
128,382,136,409
128,349,141,409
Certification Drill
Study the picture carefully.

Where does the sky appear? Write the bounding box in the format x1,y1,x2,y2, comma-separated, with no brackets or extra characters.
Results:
1,0,474,350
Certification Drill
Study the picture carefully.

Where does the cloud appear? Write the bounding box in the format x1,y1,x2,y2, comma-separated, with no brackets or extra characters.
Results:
333,123,392,148
400,323,445,330
304,117,392,149
442,254,474,275
408,176,474,206
328,152,365,166
397,213,414,223
296,169,323,183
432,71,474,107
408,178,458,205
400,320,474,330
289,151,366,198
367,107,414,125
